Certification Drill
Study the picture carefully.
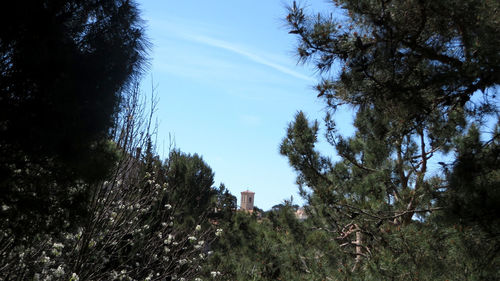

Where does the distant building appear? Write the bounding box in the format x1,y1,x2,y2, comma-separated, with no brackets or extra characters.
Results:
240,190,255,212
295,207,308,221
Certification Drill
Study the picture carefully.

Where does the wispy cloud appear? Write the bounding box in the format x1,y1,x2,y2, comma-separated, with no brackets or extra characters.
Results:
148,17,315,82
185,34,314,82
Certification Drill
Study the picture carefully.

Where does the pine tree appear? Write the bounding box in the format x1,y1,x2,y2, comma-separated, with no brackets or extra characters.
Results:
286,0,499,119
281,0,499,278
165,150,218,227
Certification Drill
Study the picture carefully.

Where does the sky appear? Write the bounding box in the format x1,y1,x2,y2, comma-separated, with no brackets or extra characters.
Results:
137,1,352,210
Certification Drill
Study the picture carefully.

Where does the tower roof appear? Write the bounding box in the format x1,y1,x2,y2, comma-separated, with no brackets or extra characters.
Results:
241,189,254,194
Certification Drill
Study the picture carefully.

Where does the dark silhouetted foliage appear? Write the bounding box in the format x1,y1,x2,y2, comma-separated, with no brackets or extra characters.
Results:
0,0,148,242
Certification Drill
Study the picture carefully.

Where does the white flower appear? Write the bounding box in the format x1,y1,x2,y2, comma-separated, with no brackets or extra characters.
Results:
54,265,65,277
51,248,62,257
164,246,170,253
164,204,172,210
164,234,174,244
52,242,64,249
215,228,223,237
195,224,201,231
178,259,187,265
70,273,80,281
1,205,9,211
188,236,196,241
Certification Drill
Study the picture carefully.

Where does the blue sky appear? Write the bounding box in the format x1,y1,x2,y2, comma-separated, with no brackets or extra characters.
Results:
137,1,351,210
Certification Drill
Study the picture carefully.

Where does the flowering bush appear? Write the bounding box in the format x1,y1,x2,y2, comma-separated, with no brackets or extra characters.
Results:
0,84,218,280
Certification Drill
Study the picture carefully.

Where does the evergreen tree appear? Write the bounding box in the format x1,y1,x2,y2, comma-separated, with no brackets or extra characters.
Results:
0,0,148,241
286,0,499,120
165,149,218,227
212,183,238,222
281,0,499,279
443,122,500,235
0,0,148,180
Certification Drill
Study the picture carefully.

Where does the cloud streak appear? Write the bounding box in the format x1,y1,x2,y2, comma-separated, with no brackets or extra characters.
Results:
149,17,314,82
184,34,315,82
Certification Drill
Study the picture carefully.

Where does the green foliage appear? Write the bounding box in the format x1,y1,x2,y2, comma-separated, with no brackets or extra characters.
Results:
443,123,500,234
212,183,238,222
0,0,148,181
281,111,499,280
165,149,218,227
205,202,338,281
281,0,500,279
0,0,149,243
288,0,499,120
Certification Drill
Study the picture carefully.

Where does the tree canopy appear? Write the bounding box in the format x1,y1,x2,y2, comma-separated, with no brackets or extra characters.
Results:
281,0,499,279
0,0,148,182
287,0,499,120
0,0,148,243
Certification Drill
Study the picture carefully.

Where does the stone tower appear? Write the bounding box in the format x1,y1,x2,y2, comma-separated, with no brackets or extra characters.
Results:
240,190,255,211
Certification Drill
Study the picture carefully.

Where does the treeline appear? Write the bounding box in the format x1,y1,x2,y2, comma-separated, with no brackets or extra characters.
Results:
1,0,499,280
